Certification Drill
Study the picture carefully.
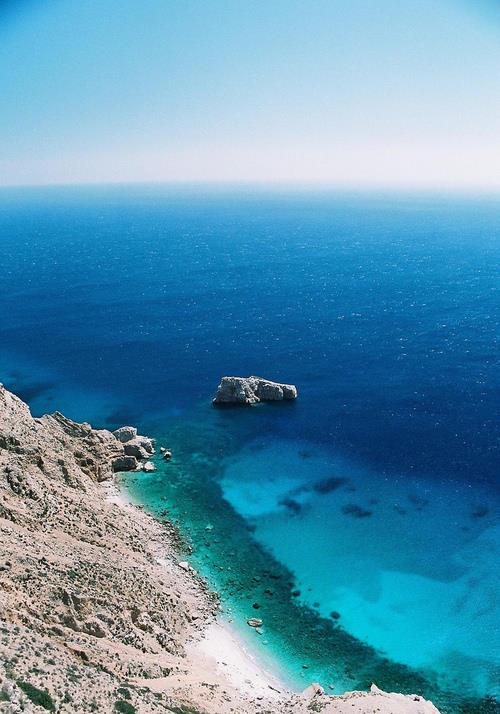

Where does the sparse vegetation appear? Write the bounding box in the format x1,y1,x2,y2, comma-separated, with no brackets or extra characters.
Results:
16,680,55,711
117,686,132,700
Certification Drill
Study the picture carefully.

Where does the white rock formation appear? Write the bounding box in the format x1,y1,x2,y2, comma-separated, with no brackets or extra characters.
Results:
213,376,298,405
112,425,138,442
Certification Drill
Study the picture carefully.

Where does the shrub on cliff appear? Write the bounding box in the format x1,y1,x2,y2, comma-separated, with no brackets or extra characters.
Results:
16,680,55,711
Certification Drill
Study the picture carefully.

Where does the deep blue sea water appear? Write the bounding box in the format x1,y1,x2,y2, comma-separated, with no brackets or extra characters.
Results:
0,185,499,713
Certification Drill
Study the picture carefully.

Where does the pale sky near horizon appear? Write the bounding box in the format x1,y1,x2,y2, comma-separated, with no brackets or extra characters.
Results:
1,0,499,189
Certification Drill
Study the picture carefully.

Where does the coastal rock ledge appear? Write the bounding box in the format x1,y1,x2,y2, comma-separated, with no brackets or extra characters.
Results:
213,376,298,405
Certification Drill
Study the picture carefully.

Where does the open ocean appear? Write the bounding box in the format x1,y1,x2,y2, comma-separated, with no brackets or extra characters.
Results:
0,184,498,713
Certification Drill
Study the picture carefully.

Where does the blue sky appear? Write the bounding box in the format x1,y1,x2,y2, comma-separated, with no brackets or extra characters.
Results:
0,0,499,187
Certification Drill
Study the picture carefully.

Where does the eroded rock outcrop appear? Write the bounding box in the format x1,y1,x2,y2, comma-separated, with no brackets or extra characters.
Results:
113,425,138,443
112,426,155,464
213,376,298,405
0,383,215,713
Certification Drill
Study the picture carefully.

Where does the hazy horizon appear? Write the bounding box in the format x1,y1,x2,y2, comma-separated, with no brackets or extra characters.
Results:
1,0,499,189
2,180,500,198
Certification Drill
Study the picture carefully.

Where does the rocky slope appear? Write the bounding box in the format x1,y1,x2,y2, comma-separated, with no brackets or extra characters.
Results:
0,384,439,713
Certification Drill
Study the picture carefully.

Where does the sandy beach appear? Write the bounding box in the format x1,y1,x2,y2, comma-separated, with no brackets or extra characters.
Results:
107,484,442,714
106,480,287,698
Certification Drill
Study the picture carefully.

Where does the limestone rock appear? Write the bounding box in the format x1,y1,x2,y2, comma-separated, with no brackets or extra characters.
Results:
117,432,154,460
124,441,150,459
213,376,298,405
112,455,138,472
0,383,216,714
142,461,156,472
113,426,138,443
136,435,155,454
302,683,324,699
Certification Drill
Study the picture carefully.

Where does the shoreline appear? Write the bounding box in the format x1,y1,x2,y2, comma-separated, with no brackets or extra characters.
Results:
105,479,290,698
103,476,441,713
0,383,441,712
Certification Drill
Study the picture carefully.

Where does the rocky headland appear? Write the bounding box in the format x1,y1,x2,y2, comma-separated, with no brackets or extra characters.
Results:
213,376,298,405
0,383,439,713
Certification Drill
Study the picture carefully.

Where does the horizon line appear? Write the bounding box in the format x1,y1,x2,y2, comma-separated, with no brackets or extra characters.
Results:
1,178,500,196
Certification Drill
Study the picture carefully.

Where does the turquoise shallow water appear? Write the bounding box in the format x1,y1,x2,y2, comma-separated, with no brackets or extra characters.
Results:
221,439,500,696
120,401,499,714
0,186,498,713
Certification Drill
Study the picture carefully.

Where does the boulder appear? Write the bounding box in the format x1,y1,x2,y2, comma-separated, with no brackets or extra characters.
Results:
137,436,155,454
112,455,138,472
113,426,137,443
124,443,149,459
301,684,325,699
213,376,298,405
123,436,155,459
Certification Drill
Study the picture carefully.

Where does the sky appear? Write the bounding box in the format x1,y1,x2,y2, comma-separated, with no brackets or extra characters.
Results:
0,0,499,189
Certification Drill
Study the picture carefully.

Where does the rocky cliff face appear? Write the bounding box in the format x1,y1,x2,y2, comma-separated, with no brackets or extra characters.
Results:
0,384,439,714
0,384,215,712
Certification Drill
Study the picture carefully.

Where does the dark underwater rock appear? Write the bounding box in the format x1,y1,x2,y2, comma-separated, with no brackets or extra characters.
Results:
471,505,489,518
341,503,373,518
279,497,302,514
313,476,348,494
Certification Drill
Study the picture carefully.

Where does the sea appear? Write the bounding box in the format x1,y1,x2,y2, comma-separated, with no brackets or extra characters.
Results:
0,184,498,713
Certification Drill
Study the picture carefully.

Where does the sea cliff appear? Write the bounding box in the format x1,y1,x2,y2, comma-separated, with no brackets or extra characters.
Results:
0,384,439,713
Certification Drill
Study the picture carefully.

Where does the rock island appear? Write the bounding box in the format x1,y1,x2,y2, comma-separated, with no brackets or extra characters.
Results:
213,376,298,405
